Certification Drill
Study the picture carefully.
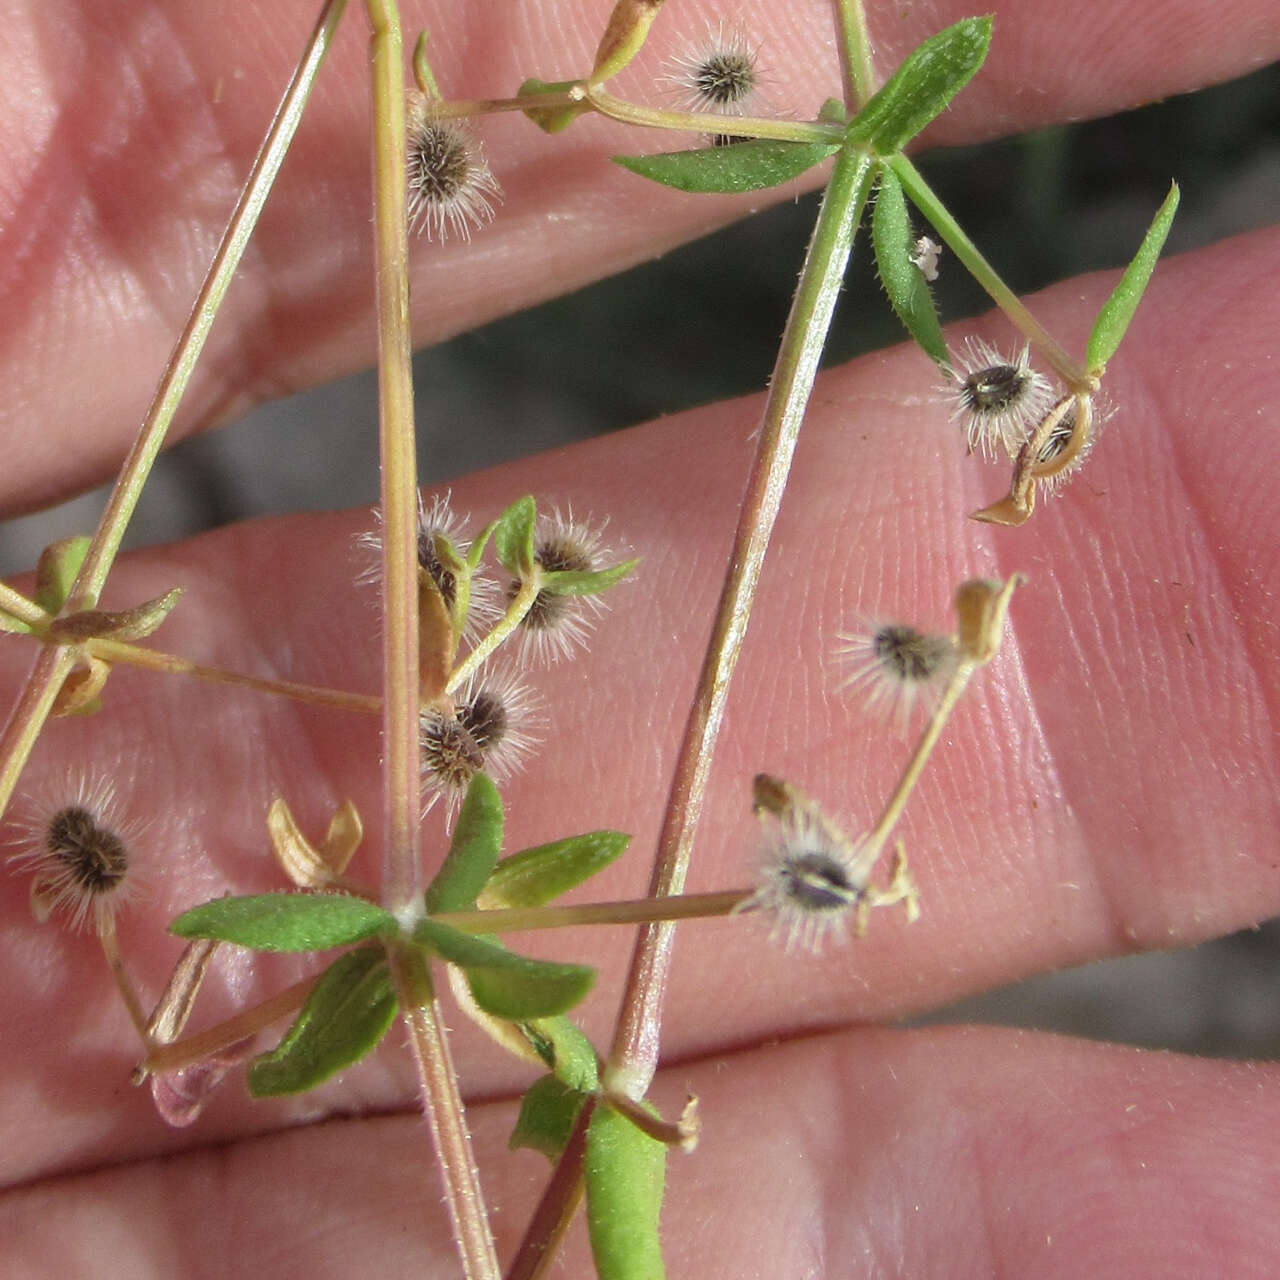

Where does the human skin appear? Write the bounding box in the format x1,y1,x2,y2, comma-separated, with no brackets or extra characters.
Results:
1,1,1279,1275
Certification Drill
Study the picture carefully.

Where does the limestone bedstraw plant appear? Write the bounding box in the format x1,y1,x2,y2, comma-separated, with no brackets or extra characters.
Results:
0,1,1219,1276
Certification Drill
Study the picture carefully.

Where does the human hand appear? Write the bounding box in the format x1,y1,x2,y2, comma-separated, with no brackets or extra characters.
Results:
2,1,1279,1273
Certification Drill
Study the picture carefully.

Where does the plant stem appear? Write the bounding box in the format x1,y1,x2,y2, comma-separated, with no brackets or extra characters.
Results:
389,946,500,1280
71,0,350,609
365,6,499,1276
446,575,540,694
832,0,876,108
0,0,349,825
364,0,421,913
0,584,48,629
82,637,382,713
888,154,1092,390
435,889,749,935
605,143,876,1102
584,84,841,144
140,974,317,1075
98,916,151,1043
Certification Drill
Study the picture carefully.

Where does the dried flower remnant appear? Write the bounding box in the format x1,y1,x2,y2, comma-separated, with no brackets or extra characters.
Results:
512,509,614,666
8,772,138,932
835,620,958,729
945,338,1056,460
421,665,543,813
406,98,501,242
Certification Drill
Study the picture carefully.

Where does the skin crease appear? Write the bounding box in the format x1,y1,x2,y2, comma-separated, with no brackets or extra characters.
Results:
0,0,1278,1275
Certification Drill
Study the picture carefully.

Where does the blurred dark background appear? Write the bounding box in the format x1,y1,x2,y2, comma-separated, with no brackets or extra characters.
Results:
3,61,1277,1056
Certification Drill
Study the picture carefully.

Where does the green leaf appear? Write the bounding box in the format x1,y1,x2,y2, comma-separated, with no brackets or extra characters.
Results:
1087,181,1180,373
248,948,397,1096
494,495,537,578
614,139,839,195
424,773,504,914
847,17,992,154
521,1016,600,1090
509,1075,590,1160
413,920,595,1019
34,537,90,615
518,77,590,133
871,167,948,366
539,559,639,597
484,831,630,909
585,1102,668,1280
171,893,395,952
464,516,498,572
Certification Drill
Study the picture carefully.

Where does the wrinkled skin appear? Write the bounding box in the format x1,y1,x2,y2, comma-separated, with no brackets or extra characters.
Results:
2,2,1279,1275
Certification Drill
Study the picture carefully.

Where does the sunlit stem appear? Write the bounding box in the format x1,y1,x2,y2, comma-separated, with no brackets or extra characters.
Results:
605,144,877,1103
888,154,1094,391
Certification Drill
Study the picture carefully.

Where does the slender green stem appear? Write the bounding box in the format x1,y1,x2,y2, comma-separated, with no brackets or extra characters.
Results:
604,144,876,1103
888,154,1092,389
446,575,539,694
584,84,842,144
832,0,876,108
364,0,420,913
435,889,749,936
0,583,47,628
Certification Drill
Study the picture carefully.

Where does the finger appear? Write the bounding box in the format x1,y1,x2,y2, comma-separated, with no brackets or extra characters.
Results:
5,1025,1280,1276
1,226,1277,1182
3,1,1277,508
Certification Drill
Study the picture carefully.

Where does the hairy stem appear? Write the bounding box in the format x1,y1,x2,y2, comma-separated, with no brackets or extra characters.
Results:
364,0,420,913
389,947,500,1280
605,144,876,1102
832,0,876,108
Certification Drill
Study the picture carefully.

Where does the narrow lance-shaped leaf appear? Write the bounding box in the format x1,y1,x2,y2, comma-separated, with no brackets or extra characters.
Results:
538,559,639,597
171,893,395,952
614,138,839,195
424,772,504,914
481,831,631,909
1087,181,1180,373
585,1102,668,1280
846,17,992,154
494,495,537,578
871,166,948,366
413,919,595,1019
248,948,397,1096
